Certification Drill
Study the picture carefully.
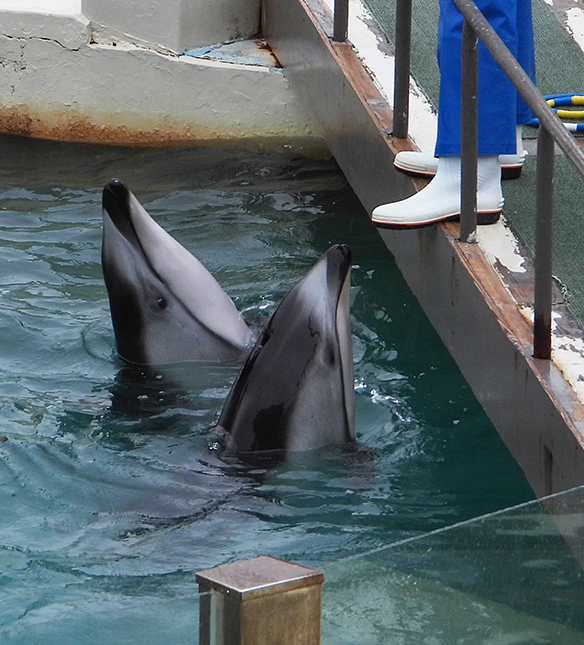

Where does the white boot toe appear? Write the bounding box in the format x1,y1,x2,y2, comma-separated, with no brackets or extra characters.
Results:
373,155,503,228
393,151,439,177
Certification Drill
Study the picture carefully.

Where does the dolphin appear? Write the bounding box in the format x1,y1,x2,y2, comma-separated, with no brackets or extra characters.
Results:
214,244,355,461
101,179,255,365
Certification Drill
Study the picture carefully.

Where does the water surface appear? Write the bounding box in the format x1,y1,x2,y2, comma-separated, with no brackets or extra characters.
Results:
0,135,534,643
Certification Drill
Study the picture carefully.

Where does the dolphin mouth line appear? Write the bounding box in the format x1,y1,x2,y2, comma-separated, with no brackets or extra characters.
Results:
103,181,165,285
336,255,354,433
103,225,250,363
102,178,255,365
104,205,229,345
104,207,172,302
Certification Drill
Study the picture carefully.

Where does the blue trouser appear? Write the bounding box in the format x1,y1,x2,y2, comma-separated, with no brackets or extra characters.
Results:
435,0,536,156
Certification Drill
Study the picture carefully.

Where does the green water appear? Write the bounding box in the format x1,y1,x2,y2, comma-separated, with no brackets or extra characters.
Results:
0,135,533,643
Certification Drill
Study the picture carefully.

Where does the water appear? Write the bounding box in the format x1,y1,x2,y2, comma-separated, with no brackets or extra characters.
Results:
0,135,534,643
323,486,584,644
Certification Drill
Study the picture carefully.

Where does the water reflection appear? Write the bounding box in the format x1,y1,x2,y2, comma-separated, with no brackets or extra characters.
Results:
323,486,584,643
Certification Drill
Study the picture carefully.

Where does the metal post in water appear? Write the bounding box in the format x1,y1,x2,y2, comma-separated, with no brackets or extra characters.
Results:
460,19,478,243
197,556,324,645
392,0,412,138
533,126,555,359
333,0,349,42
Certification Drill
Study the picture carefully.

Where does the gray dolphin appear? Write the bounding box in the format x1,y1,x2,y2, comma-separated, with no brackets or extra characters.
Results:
215,244,355,460
101,179,255,365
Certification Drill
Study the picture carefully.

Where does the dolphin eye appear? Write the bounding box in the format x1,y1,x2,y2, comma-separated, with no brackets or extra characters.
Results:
157,297,168,310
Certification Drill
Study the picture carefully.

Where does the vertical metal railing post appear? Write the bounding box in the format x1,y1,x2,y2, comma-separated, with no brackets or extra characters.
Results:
459,19,479,243
392,0,412,138
533,126,555,359
333,0,349,42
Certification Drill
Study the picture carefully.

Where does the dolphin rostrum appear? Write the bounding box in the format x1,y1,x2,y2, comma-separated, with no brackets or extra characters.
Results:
215,244,355,460
101,179,254,365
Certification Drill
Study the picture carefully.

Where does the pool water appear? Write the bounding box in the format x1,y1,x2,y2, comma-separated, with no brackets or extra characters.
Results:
0,135,534,643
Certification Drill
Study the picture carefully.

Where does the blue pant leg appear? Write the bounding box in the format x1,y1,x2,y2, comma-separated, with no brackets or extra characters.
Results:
516,0,536,125
435,0,531,156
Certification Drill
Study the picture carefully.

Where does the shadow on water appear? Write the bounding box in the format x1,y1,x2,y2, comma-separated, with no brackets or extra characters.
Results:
0,134,536,643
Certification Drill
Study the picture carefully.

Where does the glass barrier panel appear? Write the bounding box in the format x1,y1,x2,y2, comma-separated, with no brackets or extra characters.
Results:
322,485,584,644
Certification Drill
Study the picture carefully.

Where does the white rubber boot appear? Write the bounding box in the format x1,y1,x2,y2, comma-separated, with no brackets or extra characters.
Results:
394,126,527,180
372,155,503,227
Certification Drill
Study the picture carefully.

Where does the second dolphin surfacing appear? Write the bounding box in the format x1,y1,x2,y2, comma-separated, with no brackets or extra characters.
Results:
215,244,355,460
102,179,255,365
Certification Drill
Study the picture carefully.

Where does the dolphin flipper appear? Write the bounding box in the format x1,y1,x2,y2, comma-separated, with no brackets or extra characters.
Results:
216,244,355,459
101,179,254,365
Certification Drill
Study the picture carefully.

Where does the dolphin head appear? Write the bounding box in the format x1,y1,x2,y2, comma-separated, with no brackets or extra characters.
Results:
101,179,254,365
215,244,354,460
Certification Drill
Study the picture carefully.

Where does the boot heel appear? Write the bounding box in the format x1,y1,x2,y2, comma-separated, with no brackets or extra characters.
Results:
501,165,522,180
477,210,501,225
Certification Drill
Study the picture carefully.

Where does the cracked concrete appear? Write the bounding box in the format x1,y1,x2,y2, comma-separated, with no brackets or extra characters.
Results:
0,3,89,50
0,0,320,143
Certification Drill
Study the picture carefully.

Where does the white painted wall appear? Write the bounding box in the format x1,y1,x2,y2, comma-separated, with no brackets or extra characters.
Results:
0,0,81,13
81,0,261,53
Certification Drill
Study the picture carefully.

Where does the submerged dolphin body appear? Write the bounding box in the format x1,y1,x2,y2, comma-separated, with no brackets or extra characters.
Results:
215,244,355,460
101,179,255,365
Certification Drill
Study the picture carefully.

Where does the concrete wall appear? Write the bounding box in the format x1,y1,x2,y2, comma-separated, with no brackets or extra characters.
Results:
81,0,261,53
0,37,317,144
0,3,319,144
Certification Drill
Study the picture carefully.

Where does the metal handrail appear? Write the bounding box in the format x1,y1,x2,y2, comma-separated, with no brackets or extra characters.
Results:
345,0,584,360
451,0,584,358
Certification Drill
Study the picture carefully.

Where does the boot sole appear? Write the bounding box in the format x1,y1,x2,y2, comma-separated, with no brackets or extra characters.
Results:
372,209,501,229
394,162,523,181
